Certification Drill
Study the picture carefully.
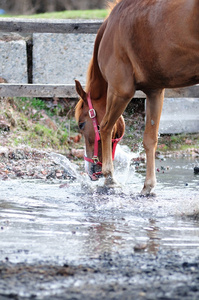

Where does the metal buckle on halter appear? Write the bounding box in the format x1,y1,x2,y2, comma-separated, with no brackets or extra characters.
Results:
89,108,96,119
92,156,99,163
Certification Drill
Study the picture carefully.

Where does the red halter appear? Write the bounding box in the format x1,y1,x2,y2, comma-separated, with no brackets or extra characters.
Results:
84,93,123,179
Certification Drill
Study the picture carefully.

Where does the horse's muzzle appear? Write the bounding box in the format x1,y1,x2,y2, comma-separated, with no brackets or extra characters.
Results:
89,173,100,181
88,163,103,181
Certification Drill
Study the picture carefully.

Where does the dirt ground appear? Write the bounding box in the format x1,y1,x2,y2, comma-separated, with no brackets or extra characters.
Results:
0,250,199,300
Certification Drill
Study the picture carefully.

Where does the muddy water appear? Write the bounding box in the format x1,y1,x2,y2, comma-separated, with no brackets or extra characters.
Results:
0,154,199,265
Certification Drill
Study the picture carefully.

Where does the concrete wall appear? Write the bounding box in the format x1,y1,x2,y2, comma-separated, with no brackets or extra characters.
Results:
159,98,199,134
33,33,95,84
0,33,28,83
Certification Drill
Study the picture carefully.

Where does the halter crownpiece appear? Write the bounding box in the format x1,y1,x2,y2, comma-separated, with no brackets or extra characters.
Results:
84,93,124,180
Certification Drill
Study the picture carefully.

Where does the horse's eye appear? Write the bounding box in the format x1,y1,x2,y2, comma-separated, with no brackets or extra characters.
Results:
79,122,86,130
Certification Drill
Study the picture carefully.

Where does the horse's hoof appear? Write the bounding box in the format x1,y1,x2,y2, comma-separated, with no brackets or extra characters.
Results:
104,176,121,188
140,189,156,197
140,186,156,197
96,182,122,195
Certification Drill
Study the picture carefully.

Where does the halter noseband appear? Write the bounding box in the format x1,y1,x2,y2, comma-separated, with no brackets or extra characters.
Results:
84,93,123,180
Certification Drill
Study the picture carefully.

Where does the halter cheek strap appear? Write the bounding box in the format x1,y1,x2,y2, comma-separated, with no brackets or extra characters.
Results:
87,93,100,160
84,93,123,178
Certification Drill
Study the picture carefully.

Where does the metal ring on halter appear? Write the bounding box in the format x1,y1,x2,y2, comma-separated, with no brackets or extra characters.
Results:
92,156,99,163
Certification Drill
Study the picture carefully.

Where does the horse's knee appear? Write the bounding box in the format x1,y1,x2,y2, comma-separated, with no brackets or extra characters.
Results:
100,118,112,137
143,134,158,152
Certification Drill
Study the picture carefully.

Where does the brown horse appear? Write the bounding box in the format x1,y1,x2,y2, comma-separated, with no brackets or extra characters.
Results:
75,83,125,181
75,0,199,195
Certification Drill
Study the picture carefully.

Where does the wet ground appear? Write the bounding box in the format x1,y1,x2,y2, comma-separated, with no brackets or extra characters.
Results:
0,152,199,300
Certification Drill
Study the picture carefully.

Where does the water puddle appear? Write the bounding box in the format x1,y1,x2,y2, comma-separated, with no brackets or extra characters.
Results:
0,150,199,265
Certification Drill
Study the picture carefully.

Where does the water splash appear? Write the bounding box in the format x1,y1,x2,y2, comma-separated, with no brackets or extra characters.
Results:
50,152,81,180
50,145,138,194
50,152,96,193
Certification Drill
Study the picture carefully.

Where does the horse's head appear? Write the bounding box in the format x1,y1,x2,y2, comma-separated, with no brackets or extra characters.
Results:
75,80,125,181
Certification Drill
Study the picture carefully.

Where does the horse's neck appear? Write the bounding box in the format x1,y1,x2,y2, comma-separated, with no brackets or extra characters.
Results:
86,21,108,101
86,18,124,136
192,1,199,38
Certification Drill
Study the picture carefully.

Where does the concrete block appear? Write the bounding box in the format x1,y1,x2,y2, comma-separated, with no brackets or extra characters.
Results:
33,33,96,84
159,98,199,134
0,34,28,83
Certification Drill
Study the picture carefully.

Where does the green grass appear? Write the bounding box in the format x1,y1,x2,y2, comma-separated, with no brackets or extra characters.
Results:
157,133,199,152
2,9,108,19
0,97,78,151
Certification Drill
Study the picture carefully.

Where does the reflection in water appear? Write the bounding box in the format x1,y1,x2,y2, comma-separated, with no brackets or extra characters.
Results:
86,222,118,256
145,219,160,254
0,155,199,264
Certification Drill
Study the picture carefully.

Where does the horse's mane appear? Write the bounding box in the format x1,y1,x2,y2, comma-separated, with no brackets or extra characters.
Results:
112,114,125,139
107,0,123,12
75,98,84,122
75,0,123,123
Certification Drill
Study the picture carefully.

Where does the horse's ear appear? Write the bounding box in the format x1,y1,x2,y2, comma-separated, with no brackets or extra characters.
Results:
75,80,87,102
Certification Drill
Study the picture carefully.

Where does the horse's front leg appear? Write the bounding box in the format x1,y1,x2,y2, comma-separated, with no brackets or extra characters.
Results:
100,87,132,187
100,127,115,186
141,89,164,196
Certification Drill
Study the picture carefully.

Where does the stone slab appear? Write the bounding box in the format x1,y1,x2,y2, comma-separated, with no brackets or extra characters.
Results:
0,35,28,83
159,98,199,134
33,33,96,85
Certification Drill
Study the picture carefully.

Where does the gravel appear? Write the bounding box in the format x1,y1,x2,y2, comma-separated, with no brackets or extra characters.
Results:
0,251,199,300
0,146,77,181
